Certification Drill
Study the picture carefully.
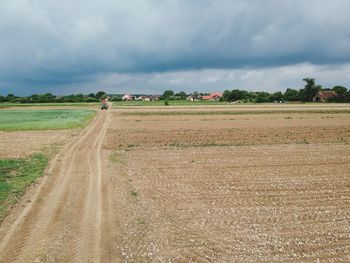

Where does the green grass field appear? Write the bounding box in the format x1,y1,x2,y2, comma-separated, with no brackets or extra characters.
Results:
0,102,99,108
0,109,96,131
0,154,48,220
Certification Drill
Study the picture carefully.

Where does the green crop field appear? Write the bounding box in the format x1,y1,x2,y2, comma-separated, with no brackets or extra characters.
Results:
0,154,48,220
0,102,99,108
0,109,96,131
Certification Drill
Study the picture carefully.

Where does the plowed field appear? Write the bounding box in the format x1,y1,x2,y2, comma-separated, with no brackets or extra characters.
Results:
105,104,350,262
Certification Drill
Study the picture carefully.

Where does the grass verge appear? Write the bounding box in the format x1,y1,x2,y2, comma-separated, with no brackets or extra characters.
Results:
0,109,96,131
0,154,48,220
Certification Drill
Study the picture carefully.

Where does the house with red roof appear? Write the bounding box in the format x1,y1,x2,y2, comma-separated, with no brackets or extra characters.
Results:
313,91,337,102
201,92,223,101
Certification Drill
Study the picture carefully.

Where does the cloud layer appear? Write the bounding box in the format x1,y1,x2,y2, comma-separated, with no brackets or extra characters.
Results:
1,0,350,94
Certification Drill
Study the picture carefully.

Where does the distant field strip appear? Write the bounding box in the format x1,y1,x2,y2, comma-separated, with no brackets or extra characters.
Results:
0,103,98,108
121,109,350,116
0,110,96,131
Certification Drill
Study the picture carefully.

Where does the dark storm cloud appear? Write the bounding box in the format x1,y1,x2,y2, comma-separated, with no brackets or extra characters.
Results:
1,0,350,94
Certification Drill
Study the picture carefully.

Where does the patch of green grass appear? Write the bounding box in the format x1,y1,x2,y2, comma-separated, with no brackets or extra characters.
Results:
298,139,310,144
0,154,48,220
108,151,127,165
130,190,139,197
0,109,96,131
137,218,145,225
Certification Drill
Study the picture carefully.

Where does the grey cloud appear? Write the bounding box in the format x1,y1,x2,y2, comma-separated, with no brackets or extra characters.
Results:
0,0,350,94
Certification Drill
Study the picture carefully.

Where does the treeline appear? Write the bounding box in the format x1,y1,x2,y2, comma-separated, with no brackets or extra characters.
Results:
222,78,350,103
1,78,349,103
0,91,108,103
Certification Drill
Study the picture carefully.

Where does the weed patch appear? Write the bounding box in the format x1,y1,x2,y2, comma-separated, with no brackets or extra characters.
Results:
0,154,48,220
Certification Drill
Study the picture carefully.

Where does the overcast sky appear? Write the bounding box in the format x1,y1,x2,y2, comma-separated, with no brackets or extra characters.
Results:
1,0,350,95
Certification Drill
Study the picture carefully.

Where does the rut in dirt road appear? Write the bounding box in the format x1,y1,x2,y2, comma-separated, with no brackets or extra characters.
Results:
0,110,113,262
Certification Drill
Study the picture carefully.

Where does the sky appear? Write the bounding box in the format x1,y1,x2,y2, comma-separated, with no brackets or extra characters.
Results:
1,0,350,96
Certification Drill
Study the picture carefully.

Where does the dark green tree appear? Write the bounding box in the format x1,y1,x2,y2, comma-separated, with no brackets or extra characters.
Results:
270,91,284,102
6,93,16,103
284,88,299,101
162,90,174,98
96,91,106,99
299,78,321,102
330,86,348,102
255,92,271,103
174,91,187,99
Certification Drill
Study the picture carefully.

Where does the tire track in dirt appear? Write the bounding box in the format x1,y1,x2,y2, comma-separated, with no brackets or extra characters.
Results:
0,109,111,262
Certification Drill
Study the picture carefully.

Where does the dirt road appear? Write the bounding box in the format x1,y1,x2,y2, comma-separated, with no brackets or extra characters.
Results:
0,110,121,262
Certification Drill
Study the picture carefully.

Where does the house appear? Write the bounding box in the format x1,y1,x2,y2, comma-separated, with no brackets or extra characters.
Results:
201,92,224,101
186,95,195,101
313,91,337,102
150,95,160,101
122,94,134,101
210,92,223,100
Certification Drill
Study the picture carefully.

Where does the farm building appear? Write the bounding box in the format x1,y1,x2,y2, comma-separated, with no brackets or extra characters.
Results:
122,94,135,101
201,92,223,101
313,91,337,102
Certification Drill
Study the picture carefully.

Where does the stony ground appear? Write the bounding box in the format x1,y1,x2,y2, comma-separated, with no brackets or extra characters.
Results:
105,104,350,262
0,130,76,158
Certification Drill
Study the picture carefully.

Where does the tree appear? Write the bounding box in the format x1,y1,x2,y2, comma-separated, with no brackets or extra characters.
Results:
111,95,122,101
255,92,271,103
331,86,348,102
284,88,299,101
299,78,321,102
175,91,187,99
96,91,106,99
38,93,55,103
223,90,230,101
227,89,248,101
88,93,96,98
162,90,174,98
6,93,16,103
270,91,284,102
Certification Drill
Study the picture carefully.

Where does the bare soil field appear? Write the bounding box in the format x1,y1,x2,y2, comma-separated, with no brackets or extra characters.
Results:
0,130,76,158
107,112,350,149
104,104,350,262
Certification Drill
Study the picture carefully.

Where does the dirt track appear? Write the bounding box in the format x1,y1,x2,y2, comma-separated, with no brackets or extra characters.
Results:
0,110,121,262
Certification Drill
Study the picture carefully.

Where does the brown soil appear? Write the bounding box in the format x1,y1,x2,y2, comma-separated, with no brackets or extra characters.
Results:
0,130,76,159
106,112,350,149
1,104,350,262
104,105,350,262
